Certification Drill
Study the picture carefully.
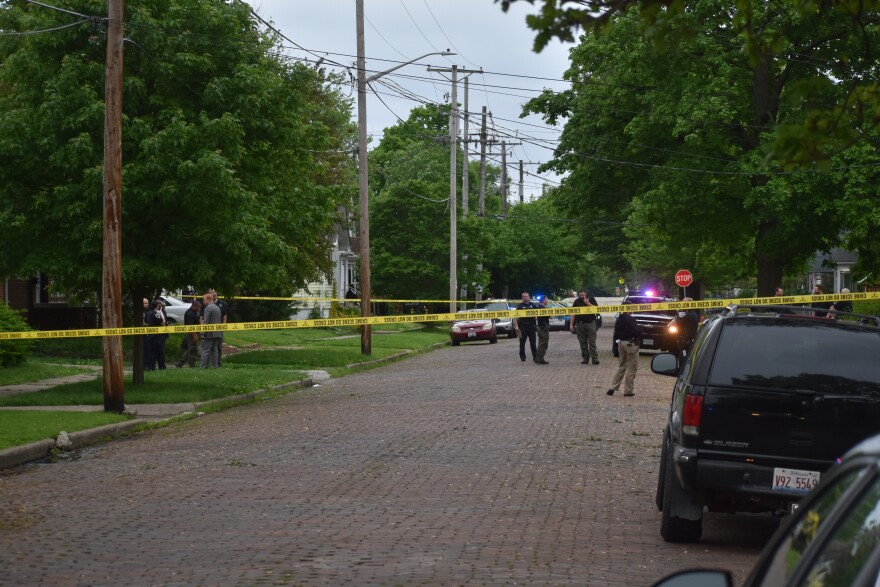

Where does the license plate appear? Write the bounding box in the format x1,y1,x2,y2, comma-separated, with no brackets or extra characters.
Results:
467,331,476,338
642,338,653,346
773,467,820,494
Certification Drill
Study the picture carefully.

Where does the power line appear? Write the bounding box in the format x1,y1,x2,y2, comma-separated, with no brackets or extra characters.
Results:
0,17,90,36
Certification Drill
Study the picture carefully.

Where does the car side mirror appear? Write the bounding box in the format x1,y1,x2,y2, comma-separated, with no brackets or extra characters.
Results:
651,353,679,376
651,569,733,587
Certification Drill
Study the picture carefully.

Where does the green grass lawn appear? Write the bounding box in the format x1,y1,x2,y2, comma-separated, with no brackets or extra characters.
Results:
0,411,131,450
0,325,450,451
0,365,307,406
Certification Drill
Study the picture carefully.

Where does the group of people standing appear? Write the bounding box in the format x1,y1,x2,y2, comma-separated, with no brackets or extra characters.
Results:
143,290,228,370
512,289,643,397
507,282,858,399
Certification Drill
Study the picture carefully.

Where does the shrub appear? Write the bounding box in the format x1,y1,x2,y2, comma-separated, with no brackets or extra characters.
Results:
854,299,880,318
232,290,296,322
0,304,34,367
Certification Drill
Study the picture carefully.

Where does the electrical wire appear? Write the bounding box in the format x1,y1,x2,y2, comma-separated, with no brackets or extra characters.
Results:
21,0,96,20
0,17,90,36
397,0,443,55
421,0,480,69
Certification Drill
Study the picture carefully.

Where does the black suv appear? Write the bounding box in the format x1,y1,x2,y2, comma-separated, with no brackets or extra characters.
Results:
618,294,677,351
653,305,880,542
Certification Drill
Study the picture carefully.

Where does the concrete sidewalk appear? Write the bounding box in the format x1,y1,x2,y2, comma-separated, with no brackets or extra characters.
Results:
0,370,102,398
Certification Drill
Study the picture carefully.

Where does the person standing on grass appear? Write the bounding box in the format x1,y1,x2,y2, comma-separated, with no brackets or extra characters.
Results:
175,299,202,368
211,289,228,366
200,293,223,368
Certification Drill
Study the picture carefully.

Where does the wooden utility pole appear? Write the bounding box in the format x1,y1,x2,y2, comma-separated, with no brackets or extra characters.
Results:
478,106,487,217
428,66,480,314
460,76,468,304
519,160,524,204
500,141,507,216
449,65,457,314
461,76,469,216
102,0,125,412
355,0,372,355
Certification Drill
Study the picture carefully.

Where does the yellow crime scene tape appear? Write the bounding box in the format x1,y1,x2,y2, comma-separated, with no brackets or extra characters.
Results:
0,291,876,341
183,294,459,303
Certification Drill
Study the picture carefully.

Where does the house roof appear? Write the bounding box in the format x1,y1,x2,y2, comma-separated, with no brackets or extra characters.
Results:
809,247,859,271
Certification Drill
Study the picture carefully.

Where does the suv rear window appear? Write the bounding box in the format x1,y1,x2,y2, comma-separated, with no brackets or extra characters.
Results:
708,320,880,394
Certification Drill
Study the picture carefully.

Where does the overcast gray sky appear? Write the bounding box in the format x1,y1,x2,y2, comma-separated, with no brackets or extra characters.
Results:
245,0,574,199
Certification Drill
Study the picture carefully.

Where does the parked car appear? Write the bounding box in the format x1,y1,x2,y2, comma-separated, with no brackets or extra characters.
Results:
653,304,880,542
473,300,516,338
545,299,568,331
617,293,676,350
449,310,498,346
653,432,880,586
157,294,191,324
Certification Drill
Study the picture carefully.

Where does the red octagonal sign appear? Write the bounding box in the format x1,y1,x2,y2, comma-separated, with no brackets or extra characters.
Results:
675,269,693,288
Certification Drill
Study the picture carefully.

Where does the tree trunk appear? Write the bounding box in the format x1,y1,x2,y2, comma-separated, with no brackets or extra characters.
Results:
755,220,785,296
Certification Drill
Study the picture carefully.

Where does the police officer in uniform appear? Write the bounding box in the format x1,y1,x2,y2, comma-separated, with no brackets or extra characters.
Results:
534,296,550,364
515,291,539,362
607,304,643,397
569,289,600,364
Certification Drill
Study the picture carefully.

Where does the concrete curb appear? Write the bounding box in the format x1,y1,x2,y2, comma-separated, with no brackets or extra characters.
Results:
0,377,316,470
0,438,55,470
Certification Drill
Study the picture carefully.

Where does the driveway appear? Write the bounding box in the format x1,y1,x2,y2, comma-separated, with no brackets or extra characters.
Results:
0,327,775,586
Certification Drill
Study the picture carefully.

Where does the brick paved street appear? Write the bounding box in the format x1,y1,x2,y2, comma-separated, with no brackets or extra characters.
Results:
0,328,778,586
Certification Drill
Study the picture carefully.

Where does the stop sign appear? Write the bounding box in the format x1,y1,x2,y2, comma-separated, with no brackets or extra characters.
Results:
675,269,693,288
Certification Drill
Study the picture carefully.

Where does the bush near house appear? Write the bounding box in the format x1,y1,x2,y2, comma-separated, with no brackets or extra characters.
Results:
854,299,880,318
0,304,34,367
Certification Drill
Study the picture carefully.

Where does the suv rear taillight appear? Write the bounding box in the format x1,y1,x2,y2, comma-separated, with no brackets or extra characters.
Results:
682,392,704,436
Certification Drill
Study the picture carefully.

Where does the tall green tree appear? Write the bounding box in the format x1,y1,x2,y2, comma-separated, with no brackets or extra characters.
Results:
500,0,880,166
0,0,355,315
523,0,877,293
483,194,588,298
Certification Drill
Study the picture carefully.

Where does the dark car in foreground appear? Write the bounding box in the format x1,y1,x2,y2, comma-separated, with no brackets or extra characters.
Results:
653,305,880,543
653,432,880,587
449,311,497,346
617,293,675,350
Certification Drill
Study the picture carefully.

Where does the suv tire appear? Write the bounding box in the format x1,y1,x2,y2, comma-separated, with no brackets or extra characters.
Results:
656,432,669,512
660,447,703,542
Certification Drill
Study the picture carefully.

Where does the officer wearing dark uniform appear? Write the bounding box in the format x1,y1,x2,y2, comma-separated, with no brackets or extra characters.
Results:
535,296,550,364
515,291,539,362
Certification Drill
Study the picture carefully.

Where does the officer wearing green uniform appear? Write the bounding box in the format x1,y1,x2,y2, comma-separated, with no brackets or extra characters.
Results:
569,289,599,364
